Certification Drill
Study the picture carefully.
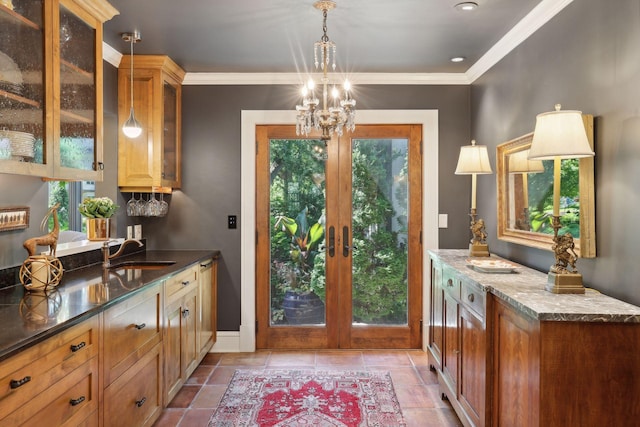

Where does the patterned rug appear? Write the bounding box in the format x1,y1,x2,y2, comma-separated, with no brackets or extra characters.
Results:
208,369,406,426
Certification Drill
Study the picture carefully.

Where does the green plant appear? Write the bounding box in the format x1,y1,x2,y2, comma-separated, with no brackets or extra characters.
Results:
273,207,324,293
78,197,118,218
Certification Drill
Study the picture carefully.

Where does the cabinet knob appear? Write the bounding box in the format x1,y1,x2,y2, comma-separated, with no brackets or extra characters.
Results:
182,308,190,318
70,341,86,352
468,293,475,303
9,376,31,389
447,279,453,287
70,396,86,406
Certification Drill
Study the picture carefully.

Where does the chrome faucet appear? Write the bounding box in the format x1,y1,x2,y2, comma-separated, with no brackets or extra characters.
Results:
102,239,144,268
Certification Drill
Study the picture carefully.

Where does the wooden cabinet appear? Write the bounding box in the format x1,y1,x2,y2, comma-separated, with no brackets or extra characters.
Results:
198,258,217,360
164,264,199,404
102,281,162,426
118,55,185,192
0,0,117,180
429,256,489,427
0,315,100,426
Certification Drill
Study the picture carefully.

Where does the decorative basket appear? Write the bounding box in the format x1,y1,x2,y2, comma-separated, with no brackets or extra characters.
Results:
19,255,64,292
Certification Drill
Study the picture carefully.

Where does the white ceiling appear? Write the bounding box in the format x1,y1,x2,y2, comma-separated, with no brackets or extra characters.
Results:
102,0,571,84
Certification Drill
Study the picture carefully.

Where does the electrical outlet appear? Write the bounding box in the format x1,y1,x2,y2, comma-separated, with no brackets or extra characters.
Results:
127,225,133,239
134,224,142,239
228,215,237,229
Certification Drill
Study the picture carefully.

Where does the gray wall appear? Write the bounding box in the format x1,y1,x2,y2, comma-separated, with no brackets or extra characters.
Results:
139,84,472,330
471,0,640,305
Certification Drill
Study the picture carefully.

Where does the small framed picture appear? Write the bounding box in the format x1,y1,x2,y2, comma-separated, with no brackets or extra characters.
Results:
0,206,30,232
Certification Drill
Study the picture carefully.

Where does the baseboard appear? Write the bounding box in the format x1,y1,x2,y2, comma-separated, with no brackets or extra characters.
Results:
209,331,241,353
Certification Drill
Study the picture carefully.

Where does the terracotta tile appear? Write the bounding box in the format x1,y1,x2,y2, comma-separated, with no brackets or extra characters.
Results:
218,352,270,366
386,367,424,385
395,384,439,408
167,385,200,408
190,385,229,409
407,350,431,367
185,365,215,385
206,366,240,385
177,408,216,427
315,351,364,367
200,352,223,366
363,350,412,367
424,383,453,409
403,407,463,427
416,366,439,385
151,408,185,427
267,351,316,367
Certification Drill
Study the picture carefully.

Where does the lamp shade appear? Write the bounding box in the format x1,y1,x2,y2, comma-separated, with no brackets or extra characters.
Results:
508,149,544,174
528,104,594,160
455,140,493,175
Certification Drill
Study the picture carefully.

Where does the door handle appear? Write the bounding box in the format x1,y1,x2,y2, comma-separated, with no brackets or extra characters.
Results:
343,226,357,257
328,226,335,257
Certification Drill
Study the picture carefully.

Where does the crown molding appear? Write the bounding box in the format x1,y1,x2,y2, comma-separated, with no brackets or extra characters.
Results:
102,0,572,86
466,0,574,83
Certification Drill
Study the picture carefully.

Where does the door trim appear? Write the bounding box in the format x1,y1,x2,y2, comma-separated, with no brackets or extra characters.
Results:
239,110,439,352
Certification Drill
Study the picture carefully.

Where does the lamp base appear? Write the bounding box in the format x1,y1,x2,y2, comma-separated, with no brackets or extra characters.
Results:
469,243,490,257
545,271,585,294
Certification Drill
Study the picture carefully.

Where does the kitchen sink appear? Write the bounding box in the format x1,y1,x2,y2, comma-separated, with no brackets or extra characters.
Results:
108,260,176,270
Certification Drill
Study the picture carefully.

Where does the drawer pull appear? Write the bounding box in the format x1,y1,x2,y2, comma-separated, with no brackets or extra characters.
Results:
70,396,86,406
136,397,147,407
181,280,190,286
70,341,86,352
134,323,146,330
447,279,454,287
10,376,31,389
468,293,475,303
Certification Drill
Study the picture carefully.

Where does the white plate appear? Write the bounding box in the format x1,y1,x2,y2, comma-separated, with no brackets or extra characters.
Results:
466,258,519,273
0,50,22,85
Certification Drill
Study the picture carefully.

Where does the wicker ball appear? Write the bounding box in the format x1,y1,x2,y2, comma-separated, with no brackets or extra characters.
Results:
19,255,64,292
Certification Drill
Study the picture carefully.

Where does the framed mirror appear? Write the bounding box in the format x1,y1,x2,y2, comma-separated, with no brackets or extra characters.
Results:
496,115,595,257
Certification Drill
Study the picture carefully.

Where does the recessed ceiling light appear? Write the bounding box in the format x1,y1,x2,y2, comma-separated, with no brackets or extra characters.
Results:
450,56,466,63
455,2,479,12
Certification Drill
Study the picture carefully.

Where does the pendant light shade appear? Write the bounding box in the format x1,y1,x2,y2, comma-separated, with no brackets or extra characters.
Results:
121,31,142,139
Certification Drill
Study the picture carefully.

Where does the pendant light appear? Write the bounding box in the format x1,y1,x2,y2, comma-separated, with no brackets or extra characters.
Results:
121,31,142,138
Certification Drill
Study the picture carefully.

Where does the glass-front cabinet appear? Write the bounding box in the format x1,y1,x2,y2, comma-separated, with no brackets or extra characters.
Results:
0,0,117,180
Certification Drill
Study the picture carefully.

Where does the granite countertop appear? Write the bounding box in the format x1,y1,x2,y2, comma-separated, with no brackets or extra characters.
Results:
0,249,219,361
429,249,640,323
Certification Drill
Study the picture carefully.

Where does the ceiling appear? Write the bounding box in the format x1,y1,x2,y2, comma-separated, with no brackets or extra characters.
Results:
102,0,548,79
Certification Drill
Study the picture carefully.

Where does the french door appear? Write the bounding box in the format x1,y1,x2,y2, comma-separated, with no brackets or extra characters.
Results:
256,124,422,349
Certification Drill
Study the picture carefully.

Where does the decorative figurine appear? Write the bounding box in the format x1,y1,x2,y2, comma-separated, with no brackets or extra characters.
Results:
23,203,60,257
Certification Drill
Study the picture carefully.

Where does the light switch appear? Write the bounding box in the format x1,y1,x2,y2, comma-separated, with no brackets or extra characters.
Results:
228,215,237,229
438,214,448,229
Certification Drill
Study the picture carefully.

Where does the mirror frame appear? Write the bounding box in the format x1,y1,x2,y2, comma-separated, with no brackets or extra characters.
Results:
496,115,596,258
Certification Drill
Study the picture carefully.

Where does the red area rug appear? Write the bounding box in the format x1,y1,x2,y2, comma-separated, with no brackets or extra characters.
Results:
208,369,406,426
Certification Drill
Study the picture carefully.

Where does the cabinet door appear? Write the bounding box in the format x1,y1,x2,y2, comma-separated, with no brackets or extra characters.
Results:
183,288,198,378
164,296,184,404
198,259,216,359
492,299,540,427
161,81,179,186
0,0,51,176
459,305,486,427
442,291,459,393
428,259,443,369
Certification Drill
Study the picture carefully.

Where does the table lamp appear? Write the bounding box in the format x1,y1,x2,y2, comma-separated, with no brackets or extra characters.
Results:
528,104,594,293
508,149,544,230
455,140,493,257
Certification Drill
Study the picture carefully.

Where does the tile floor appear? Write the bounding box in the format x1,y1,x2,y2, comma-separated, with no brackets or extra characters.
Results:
152,350,463,427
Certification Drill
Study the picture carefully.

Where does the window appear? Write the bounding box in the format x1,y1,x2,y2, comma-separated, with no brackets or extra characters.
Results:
48,181,95,232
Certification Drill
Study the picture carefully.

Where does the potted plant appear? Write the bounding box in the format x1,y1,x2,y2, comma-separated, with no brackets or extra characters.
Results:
78,197,118,241
273,207,325,324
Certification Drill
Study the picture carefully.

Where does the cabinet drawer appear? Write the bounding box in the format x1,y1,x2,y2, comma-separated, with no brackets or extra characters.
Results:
103,283,162,385
461,281,485,316
0,315,98,416
442,266,460,299
104,343,162,427
165,265,198,303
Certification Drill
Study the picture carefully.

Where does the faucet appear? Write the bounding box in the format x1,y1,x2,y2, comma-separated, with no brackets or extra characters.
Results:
102,239,144,268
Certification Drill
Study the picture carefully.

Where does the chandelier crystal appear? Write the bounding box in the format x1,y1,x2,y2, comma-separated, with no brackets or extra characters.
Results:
296,0,356,140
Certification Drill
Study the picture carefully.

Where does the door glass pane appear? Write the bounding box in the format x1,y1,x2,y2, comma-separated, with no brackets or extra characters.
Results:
270,139,326,326
0,0,45,163
163,82,177,181
351,138,409,325
59,5,95,170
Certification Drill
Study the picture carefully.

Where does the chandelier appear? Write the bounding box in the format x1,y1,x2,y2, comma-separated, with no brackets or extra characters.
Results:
296,0,356,140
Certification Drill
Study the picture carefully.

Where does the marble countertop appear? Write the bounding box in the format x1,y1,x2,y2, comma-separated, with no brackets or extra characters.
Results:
429,249,640,323
0,249,219,361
